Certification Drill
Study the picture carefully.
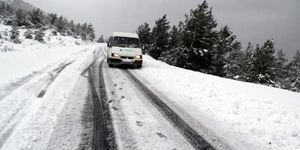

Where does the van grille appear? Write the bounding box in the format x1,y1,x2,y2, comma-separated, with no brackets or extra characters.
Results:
121,56,134,59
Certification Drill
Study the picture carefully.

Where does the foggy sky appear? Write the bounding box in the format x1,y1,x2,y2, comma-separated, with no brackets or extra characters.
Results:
25,0,300,59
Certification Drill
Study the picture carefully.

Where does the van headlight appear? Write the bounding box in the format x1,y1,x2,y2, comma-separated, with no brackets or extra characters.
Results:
135,55,142,59
112,53,120,57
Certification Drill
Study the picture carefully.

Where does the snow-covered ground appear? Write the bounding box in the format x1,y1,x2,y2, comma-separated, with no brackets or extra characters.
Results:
129,55,300,150
0,22,102,149
100,59,194,150
1,32,299,150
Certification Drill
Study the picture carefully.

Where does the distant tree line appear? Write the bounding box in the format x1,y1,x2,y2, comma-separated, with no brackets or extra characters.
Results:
0,1,95,42
136,0,300,92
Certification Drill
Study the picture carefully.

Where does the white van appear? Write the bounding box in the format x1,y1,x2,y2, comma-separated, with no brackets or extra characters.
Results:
107,32,143,68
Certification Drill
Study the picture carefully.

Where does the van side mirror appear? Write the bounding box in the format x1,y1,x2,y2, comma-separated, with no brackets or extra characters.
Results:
107,42,111,47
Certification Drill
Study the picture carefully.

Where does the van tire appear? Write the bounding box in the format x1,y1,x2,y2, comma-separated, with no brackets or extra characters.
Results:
108,63,113,68
136,64,142,69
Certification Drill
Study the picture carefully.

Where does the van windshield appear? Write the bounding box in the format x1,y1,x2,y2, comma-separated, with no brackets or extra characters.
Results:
113,36,140,48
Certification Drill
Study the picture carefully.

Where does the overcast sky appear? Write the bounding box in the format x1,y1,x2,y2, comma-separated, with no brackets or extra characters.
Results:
25,0,300,59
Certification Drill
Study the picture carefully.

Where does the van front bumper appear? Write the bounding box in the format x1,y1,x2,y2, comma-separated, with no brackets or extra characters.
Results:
108,58,143,65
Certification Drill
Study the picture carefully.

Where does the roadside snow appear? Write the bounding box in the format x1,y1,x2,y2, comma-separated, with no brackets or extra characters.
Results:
0,23,92,89
129,55,300,150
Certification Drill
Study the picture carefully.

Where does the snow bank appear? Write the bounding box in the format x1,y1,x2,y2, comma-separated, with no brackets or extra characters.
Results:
130,55,300,150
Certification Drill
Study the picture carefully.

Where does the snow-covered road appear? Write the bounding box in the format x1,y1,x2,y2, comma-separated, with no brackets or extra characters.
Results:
97,59,197,150
1,44,299,150
0,44,102,149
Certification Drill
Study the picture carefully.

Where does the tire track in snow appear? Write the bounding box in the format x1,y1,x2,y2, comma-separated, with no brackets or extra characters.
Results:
0,68,46,101
0,48,89,102
124,70,215,150
88,60,116,150
0,61,75,148
37,61,75,98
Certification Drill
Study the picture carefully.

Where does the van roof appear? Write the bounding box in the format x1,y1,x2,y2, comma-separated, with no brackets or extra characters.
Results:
112,32,139,38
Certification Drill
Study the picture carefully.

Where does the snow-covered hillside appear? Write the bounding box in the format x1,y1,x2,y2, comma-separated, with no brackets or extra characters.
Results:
0,0,36,12
0,23,90,87
130,55,300,150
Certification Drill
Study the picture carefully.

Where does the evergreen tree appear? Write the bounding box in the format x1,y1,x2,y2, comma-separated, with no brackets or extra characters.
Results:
213,26,240,77
75,23,82,38
48,13,58,25
224,46,245,80
55,16,68,35
242,42,255,81
182,0,217,49
10,26,21,43
181,0,218,72
169,25,180,49
30,9,45,28
68,20,77,36
150,14,170,59
0,2,13,17
286,51,300,92
251,40,276,84
87,23,95,41
136,22,152,51
177,21,185,46
24,29,33,39
15,9,30,27
34,28,45,42
97,35,105,43
274,49,288,87
80,23,88,41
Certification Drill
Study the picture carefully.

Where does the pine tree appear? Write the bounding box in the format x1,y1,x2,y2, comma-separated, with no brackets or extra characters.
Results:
34,28,45,42
182,0,217,49
10,26,21,43
0,2,13,17
68,20,77,37
286,51,300,92
224,46,245,80
136,22,152,52
251,40,276,84
55,16,67,35
169,25,180,49
242,42,254,81
30,9,45,28
181,0,218,72
213,26,240,77
87,23,95,41
150,14,170,59
75,23,82,38
97,35,105,43
48,13,58,25
15,9,30,27
80,23,88,41
274,49,288,87
24,29,33,39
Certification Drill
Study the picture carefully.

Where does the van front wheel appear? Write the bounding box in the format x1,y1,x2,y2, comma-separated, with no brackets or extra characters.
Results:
136,64,142,69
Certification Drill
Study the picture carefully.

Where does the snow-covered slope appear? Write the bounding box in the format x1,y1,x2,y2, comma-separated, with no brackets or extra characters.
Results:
130,55,300,150
0,23,89,87
0,0,36,12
